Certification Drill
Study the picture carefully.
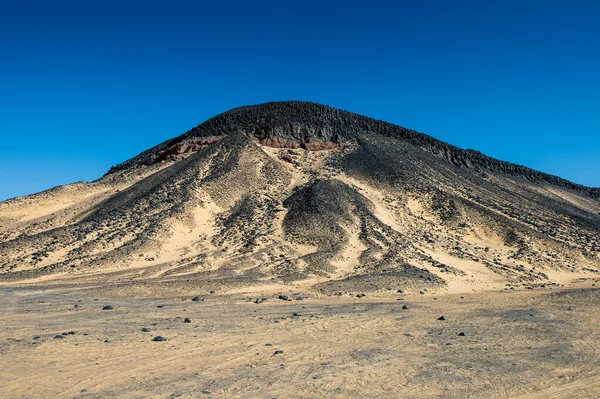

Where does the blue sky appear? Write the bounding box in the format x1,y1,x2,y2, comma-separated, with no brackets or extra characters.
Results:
1,1,599,201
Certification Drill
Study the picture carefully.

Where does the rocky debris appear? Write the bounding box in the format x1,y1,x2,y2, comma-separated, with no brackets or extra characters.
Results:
184,318,191,323
273,350,284,355
152,336,168,342
356,293,366,298
191,297,203,302
278,294,290,301
102,305,114,310
54,334,66,339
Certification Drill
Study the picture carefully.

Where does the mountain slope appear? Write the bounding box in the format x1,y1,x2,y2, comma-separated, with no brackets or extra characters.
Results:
1,101,598,296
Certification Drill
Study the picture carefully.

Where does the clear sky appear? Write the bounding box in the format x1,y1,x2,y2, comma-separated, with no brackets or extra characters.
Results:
1,1,599,201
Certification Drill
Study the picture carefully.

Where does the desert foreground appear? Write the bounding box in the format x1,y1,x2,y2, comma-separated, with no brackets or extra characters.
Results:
1,281,599,399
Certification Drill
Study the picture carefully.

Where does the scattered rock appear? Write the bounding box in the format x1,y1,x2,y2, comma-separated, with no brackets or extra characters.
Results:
141,328,151,332
278,294,290,301
437,316,447,321
184,318,191,323
402,305,409,310
356,293,366,298
191,296,203,302
458,332,466,336
102,306,114,310
54,335,66,339
152,336,168,342
273,350,284,355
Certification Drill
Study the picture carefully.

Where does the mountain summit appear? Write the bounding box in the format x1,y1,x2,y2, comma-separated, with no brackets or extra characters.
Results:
1,101,599,295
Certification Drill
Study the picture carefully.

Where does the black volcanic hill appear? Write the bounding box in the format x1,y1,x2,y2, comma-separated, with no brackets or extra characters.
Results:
1,101,599,295
108,101,599,199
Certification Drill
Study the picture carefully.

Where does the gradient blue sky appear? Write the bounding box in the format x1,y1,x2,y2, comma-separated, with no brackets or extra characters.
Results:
1,1,599,201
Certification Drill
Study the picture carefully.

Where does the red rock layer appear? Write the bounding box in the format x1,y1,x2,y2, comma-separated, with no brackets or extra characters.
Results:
252,135,340,151
145,135,340,167
145,136,224,166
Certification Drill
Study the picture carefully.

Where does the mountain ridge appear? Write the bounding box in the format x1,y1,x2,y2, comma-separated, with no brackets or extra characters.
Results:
105,101,599,199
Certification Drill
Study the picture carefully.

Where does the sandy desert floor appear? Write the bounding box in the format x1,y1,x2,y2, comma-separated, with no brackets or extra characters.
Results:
1,282,600,399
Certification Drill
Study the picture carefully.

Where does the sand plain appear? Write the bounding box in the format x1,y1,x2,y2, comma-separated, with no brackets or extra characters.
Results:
1,281,599,399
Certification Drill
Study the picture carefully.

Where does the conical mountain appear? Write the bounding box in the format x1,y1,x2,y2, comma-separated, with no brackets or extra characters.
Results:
1,101,598,296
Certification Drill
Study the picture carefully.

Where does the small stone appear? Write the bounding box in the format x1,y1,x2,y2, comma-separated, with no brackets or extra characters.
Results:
184,318,191,323
356,293,366,298
152,336,168,342
278,294,289,301
402,305,409,310
102,305,114,310
141,328,151,332
191,296,202,302
209,290,215,294
458,332,466,336
273,350,284,355
437,316,447,321
397,289,404,294
54,335,66,339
